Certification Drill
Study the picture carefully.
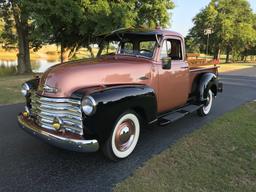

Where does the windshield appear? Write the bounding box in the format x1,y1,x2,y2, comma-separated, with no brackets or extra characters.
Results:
98,34,158,58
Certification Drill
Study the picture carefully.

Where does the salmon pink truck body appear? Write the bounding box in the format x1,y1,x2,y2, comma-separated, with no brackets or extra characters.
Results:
18,29,223,160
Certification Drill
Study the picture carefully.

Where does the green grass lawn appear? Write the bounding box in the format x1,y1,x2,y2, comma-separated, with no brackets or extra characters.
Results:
114,102,256,192
0,75,32,105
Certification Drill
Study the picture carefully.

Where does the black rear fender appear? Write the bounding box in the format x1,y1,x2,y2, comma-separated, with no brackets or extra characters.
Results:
196,73,219,102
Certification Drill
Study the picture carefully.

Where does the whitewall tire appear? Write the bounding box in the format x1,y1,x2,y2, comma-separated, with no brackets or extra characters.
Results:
102,111,140,160
198,89,213,116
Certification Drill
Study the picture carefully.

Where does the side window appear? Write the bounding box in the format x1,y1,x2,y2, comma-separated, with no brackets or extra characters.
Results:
160,39,183,60
160,40,171,58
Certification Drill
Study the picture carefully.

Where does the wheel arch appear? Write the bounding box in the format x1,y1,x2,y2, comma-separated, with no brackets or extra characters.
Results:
73,85,158,141
131,106,148,127
194,73,219,103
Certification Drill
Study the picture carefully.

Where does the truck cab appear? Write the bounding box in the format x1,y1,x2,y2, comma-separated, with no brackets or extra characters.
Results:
18,29,223,160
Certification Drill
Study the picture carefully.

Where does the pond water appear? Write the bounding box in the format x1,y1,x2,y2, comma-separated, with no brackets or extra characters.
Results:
0,59,59,74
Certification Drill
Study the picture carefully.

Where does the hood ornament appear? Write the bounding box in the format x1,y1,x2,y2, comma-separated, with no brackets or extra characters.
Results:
43,85,59,93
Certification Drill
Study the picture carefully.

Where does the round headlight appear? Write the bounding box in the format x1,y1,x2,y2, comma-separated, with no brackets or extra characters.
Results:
82,96,97,116
21,83,30,96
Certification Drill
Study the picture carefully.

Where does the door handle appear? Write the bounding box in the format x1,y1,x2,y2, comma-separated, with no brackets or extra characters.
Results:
139,75,150,81
181,66,189,69
139,76,150,80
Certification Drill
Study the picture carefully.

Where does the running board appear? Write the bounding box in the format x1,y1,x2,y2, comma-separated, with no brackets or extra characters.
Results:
159,104,202,126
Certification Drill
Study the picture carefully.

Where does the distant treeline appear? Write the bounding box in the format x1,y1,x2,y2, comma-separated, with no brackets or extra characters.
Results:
186,0,256,63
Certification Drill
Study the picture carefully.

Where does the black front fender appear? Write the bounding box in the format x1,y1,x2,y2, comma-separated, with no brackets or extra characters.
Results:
74,85,157,141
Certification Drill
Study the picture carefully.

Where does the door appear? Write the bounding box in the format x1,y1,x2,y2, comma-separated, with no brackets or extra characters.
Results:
156,37,190,113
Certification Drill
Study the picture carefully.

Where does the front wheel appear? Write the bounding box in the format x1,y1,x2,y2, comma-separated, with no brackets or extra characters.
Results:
102,111,140,161
197,89,213,116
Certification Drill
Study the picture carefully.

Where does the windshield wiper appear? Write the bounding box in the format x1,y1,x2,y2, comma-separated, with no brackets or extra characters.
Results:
118,53,151,59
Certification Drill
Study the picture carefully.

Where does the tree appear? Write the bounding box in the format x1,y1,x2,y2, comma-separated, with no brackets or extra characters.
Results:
187,0,256,63
28,0,86,63
1,0,175,69
185,35,201,53
135,0,175,28
0,19,5,43
30,0,175,62
0,0,32,74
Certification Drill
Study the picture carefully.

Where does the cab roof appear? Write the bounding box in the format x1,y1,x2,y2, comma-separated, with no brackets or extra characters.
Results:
99,28,183,38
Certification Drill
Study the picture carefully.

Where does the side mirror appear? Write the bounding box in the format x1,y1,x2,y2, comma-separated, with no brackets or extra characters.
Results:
162,57,172,70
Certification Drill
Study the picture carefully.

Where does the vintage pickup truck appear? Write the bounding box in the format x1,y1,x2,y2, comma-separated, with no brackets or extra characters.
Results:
18,29,223,160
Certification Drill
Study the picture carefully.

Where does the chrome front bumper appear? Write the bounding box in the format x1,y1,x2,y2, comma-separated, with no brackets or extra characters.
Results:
18,114,99,152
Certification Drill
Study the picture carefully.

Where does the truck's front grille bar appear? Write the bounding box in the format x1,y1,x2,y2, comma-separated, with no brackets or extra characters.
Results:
29,93,83,135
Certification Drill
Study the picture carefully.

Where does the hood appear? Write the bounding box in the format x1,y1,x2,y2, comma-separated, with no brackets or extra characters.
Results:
38,56,153,97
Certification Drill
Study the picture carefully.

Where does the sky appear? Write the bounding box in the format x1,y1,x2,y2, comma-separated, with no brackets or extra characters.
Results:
171,0,256,36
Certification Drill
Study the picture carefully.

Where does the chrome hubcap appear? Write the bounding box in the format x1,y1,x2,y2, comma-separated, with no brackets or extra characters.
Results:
206,95,210,106
115,119,135,152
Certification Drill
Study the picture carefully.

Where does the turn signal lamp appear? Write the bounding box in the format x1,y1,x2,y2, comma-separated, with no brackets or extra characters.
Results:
52,123,61,130
22,111,29,117
52,117,63,131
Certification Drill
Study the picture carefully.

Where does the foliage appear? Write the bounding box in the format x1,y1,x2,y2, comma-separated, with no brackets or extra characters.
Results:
187,0,256,62
0,19,4,43
135,0,175,28
0,3,17,47
29,0,175,60
185,35,201,53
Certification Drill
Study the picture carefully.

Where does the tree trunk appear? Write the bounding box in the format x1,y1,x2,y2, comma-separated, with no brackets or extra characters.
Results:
23,26,31,73
87,45,94,58
97,44,104,57
213,48,220,60
60,43,64,63
241,55,245,62
60,43,69,63
17,36,26,74
225,46,231,63
16,28,31,74
12,4,32,74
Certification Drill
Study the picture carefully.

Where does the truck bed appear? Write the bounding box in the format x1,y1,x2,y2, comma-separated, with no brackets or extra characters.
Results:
188,59,219,95
188,57,219,73
189,65,219,72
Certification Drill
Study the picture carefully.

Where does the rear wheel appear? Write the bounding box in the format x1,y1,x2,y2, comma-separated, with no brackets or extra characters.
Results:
197,89,213,116
102,111,140,161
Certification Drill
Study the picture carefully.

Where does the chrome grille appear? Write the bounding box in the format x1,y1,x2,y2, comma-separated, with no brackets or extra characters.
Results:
30,93,83,135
